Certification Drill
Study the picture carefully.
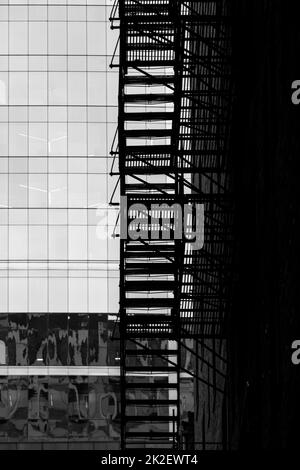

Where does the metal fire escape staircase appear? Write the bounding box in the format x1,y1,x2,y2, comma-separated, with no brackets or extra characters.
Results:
110,0,234,450
113,0,187,449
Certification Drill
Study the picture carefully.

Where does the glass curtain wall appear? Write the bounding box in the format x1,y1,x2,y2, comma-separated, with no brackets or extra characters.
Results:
0,0,120,446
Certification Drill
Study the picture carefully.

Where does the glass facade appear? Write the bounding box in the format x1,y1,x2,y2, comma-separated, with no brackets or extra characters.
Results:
0,0,120,446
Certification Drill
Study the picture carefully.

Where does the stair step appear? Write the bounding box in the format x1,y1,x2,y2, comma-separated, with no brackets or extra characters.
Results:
125,298,174,308
126,43,174,51
125,366,177,372
126,322,172,329
125,383,178,389
125,313,172,320
124,251,175,259
125,111,174,122
125,281,175,291
126,164,178,174
124,75,174,85
125,399,178,405
124,113,174,122
124,17,173,25
123,165,215,175
124,14,228,23
125,7,171,16
125,129,173,138
126,332,174,338
125,145,225,156
125,182,175,191
125,60,175,68
126,144,173,154
123,193,183,201
125,263,175,274
125,432,175,438
125,349,177,356
125,415,177,422
125,250,175,257
126,243,175,251
124,93,174,103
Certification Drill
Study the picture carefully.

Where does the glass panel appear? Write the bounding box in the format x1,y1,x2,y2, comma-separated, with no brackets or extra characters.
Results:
28,174,48,207
87,22,105,55
88,174,107,207
0,24,8,55
89,278,108,313
0,6,8,21
9,279,28,313
29,6,47,21
49,226,68,259
0,314,8,365
48,314,68,366
68,22,86,55
0,378,9,438
49,278,68,312
0,174,8,206
9,124,28,157
68,376,89,439
68,174,87,208
7,314,28,366
28,123,48,157
68,72,86,105
88,123,106,156
48,22,67,55
88,377,120,441
29,72,47,105
49,72,67,106
68,123,87,156
49,123,67,156
88,73,106,105
68,314,88,366
69,278,88,313
7,377,28,439
1,0,119,446
48,5,67,22
9,226,28,259
28,314,48,365
0,74,8,106
9,22,28,55
29,22,47,54
9,72,28,105
48,377,68,439
69,226,87,260
28,376,48,439
89,314,107,366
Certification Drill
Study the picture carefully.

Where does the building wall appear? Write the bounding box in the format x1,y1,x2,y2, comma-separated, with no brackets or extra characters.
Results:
0,0,120,446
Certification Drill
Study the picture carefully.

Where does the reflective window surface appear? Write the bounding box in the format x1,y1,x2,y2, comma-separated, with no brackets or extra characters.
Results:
0,0,118,316
0,313,119,366
0,0,120,443
0,375,121,442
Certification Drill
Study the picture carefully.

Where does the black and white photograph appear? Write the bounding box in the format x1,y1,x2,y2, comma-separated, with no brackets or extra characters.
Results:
0,0,299,460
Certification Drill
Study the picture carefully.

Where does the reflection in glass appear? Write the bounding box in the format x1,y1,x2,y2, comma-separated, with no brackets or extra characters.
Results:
68,376,89,439
7,377,28,439
68,314,88,366
88,377,120,441
8,314,28,366
0,314,118,367
28,314,47,365
28,376,48,439
48,314,68,366
48,377,68,439
1,0,120,446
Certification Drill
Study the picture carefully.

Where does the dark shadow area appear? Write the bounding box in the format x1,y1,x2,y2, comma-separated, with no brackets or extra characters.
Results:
229,0,300,449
